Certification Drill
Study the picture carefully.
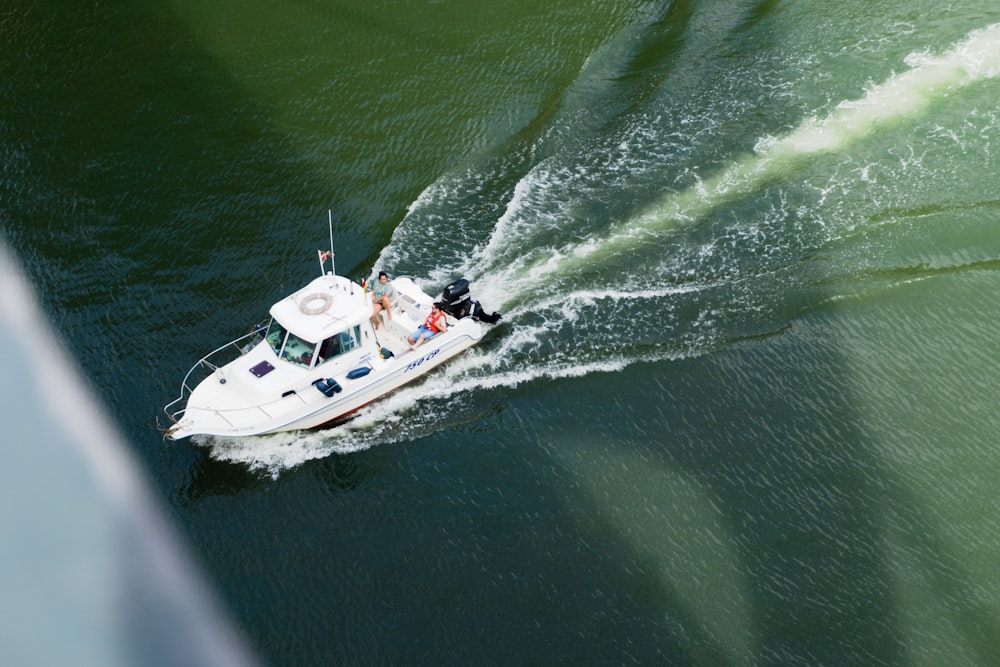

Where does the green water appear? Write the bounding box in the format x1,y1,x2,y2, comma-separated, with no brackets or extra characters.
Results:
4,0,1000,664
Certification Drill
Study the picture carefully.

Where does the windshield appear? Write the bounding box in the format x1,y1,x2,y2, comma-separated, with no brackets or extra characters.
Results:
266,322,318,368
265,322,288,357
280,331,316,367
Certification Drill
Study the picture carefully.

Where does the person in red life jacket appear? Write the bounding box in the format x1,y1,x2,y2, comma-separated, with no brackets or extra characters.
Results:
408,302,447,350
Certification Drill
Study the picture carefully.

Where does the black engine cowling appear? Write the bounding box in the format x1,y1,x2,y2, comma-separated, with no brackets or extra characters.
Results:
440,278,501,324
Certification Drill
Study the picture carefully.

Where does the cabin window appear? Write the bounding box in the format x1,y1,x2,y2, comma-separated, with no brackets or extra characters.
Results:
266,322,317,368
265,322,289,357
317,325,361,364
280,332,317,368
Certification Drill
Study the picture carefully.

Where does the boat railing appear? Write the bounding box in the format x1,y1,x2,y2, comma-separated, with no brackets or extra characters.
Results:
161,323,268,426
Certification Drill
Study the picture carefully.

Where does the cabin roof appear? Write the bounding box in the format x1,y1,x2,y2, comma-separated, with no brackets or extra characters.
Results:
269,274,369,342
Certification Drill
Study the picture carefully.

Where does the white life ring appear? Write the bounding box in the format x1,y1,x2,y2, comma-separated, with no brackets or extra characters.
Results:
300,292,332,315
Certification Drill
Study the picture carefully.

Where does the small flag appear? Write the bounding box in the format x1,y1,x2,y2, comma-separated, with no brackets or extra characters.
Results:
319,250,333,262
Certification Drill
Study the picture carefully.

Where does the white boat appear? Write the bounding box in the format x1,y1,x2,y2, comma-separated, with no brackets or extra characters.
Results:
161,264,500,440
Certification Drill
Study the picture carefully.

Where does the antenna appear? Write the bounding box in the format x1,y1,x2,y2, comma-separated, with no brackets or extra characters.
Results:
328,209,336,276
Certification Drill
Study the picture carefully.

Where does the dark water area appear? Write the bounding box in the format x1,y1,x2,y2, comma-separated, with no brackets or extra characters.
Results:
4,1,1000,664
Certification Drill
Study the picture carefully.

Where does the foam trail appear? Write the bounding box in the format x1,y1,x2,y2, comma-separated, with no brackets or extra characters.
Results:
222,23,1000,474
484,22,1000,306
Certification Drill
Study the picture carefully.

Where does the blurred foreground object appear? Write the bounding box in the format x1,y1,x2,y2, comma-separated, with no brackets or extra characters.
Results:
0,242,258,667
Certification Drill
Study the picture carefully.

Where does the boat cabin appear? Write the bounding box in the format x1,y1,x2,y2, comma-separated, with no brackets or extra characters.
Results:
263,274,372,371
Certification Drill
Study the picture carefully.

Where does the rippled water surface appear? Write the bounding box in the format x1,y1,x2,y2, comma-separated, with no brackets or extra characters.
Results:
4,1,1000,664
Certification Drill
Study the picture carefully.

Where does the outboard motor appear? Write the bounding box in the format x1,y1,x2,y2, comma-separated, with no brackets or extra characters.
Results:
441,278,471,315
441,278,502,324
